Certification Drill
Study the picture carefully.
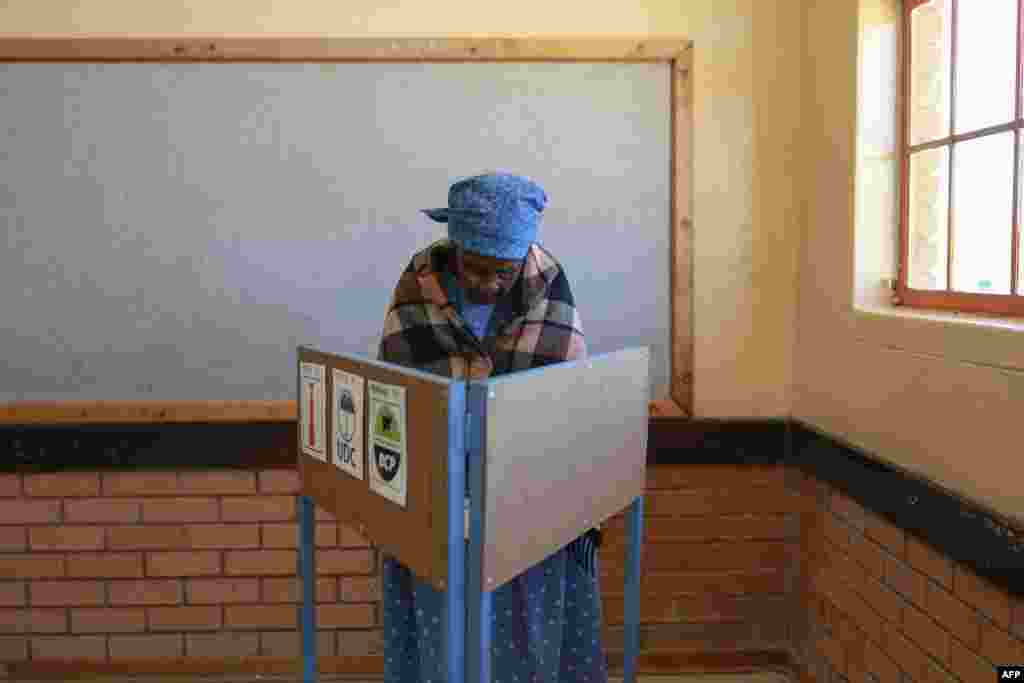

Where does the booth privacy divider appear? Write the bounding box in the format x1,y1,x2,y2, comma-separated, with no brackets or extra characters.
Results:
295,345,650,683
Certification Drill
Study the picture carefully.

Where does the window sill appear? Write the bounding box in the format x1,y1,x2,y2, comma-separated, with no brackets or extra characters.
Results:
850,301,1024,372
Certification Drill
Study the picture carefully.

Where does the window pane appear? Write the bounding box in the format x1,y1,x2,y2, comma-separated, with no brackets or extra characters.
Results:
909,0,952,146
951,132,1014,294
907,146,950,290
954,0,1017,133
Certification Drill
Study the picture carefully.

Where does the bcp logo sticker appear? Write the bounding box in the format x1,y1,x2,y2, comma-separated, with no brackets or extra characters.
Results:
374,444,401,482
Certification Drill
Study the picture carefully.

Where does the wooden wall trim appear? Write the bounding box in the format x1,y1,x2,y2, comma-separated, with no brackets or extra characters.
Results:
0,35,694,421
0,398,686,425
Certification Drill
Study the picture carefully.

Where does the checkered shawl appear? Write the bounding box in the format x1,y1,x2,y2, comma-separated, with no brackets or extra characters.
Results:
377,238,601,574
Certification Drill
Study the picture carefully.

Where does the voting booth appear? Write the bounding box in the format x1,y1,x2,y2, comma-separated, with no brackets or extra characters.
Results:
295,344,650,683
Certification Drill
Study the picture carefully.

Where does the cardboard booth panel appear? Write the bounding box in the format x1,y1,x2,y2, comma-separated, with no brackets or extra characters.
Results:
297,346,459,591
477,347,650,589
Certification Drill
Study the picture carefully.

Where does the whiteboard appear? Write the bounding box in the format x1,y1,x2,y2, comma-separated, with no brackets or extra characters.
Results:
0,62,671,403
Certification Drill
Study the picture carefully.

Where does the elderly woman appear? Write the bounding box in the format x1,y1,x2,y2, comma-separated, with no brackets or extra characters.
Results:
377,172,607,683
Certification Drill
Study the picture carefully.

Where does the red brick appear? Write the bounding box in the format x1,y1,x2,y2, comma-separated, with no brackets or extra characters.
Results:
953,564,1012,631
67,553,143,579
102,472,179,496
846,533,886,581
108,580,182,606
108,525,189,550
24,473,99,498
863,509,905,559
340,576,381,603
29,526,104,552
0,475,22,497
604,595,677,625
316,507,336,521
338,524,370,548
317,603,375,628
337,629,384,656
816,572,883,647
979,620,1024,671
185,632,259,658
949,637,996,683
71,608,145,633
0,635,28,660
882,620,941,682
0,528,26,552
1013,595,1024,641
108,634,183,659
221,496,295,522
148,606,222,631
0,557,64,580
863,638,900,683
142,497,219,523
224,550,296,576
316,549,375,576
0,583,24,607
856,573,905,626
0,609,67,633
258,469,300,494
262,522,336,548
901,603,951,666
646,486,798,516
225,605,297,629
906,536,953,589
604,514,792,544
926,580,983,652
822,513,855,553
186,578,259,605
645,464,785,490
260,630,335,657
0,500,60,525
186,524,260,549
147,551,220,577
64,498,141,524
882,551,928,610
818,631,845,676
602,569,786,598
31,635,106,659
262,577,337,604
29,580,103,606
179,471,256,495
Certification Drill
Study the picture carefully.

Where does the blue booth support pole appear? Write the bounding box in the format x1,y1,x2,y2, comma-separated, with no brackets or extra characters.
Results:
300,494,317,683
623,495,644,683
466,383,490,683
445,383,467,683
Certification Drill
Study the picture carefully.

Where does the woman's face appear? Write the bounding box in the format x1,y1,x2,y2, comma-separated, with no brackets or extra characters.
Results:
454,246,522,305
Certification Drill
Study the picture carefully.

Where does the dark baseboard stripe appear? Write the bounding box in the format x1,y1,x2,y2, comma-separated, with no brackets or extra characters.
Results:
790,420,1023,597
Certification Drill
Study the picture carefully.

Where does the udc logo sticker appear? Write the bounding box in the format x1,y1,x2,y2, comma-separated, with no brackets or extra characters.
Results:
367,381,407,508
331,371,364,481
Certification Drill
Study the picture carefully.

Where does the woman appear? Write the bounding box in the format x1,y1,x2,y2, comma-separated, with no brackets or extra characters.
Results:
377,172,606,683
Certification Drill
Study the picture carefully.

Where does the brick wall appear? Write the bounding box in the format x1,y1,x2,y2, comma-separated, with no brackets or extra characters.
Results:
0,462,802,667
0,469,382,663
599,463,801,654
791,467,1024,683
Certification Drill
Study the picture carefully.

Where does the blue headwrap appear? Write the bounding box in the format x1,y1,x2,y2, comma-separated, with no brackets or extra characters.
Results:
422,172,548,261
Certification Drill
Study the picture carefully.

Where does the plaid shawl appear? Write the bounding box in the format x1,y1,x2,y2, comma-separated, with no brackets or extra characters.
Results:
378,238,601,574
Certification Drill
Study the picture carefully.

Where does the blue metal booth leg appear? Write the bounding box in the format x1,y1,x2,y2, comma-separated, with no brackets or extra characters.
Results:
623,495,644,683
300,494,317,683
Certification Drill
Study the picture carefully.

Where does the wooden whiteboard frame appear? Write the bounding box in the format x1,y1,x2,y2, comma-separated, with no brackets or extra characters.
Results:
0,35,694,423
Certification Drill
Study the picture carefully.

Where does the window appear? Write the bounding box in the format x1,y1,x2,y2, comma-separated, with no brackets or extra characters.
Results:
898,0,1024,316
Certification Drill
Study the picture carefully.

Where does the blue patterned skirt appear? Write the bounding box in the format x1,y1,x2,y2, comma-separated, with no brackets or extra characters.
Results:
382,544,608,683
